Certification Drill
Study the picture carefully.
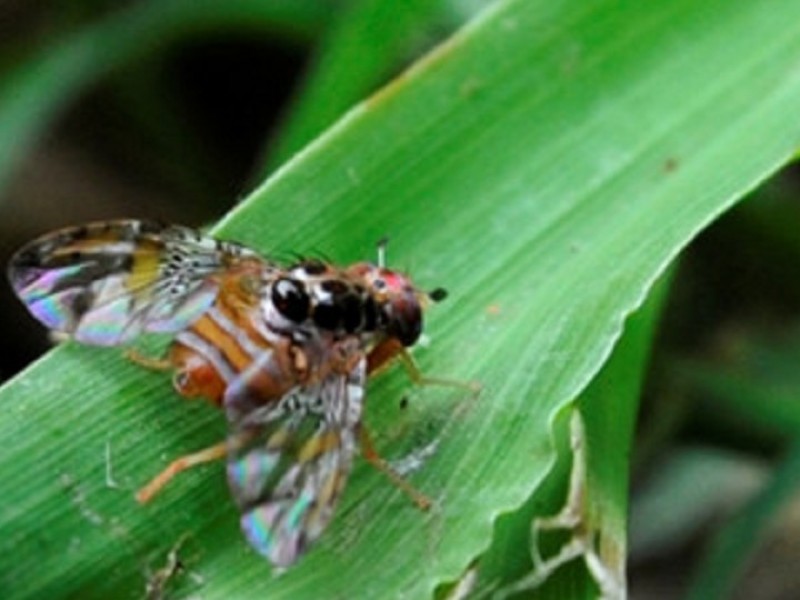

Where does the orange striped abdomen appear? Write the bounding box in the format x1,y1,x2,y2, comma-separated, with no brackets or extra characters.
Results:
169,281,296,407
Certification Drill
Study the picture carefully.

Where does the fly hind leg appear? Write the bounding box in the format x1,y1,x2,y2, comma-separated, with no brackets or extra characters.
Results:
136,441,229,504
136,432,254,503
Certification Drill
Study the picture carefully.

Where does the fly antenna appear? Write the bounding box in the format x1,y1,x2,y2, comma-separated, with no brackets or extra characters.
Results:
376,236,389,268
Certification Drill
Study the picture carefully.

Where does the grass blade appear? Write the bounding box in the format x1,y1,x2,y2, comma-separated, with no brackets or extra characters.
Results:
2,0,800,597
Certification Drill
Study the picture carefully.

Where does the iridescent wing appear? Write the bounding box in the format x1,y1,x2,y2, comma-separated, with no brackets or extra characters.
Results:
226,359,366,567
7,220,266,346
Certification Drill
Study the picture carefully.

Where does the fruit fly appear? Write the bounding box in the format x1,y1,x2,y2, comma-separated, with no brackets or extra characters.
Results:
8,220,453,567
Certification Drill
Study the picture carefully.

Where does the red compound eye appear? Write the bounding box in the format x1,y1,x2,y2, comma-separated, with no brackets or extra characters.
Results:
390,298,422,346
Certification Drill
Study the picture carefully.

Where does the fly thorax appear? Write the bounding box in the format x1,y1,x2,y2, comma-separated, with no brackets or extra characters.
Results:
271,261,381,342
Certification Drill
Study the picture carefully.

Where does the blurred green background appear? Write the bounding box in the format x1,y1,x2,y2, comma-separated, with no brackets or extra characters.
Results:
3,1,800,599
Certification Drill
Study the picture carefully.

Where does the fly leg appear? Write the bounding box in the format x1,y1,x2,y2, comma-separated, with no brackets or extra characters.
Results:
359,425,432,511
396,348,481,392
136,441,229,504
360,341,479,510
136,432,254,503
367,338,480,392
125,348,172,371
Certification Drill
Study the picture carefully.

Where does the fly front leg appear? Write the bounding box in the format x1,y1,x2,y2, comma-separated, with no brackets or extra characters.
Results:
367,338,481,393
396,348,481,392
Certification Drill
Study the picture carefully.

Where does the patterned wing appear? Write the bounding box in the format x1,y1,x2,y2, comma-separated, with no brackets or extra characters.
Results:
226,359,366,567
7,220,266,346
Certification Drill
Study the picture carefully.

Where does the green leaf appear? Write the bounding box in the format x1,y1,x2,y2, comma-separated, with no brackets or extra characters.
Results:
0,0,331,194
678,326,800,440
259,0,446,174
474,270,671,598
686,440,800,600
664,321,800,598
629,446,767,562
3,0,800,598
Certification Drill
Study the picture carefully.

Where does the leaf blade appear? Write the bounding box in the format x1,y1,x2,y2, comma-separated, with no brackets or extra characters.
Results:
3,0,800,597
